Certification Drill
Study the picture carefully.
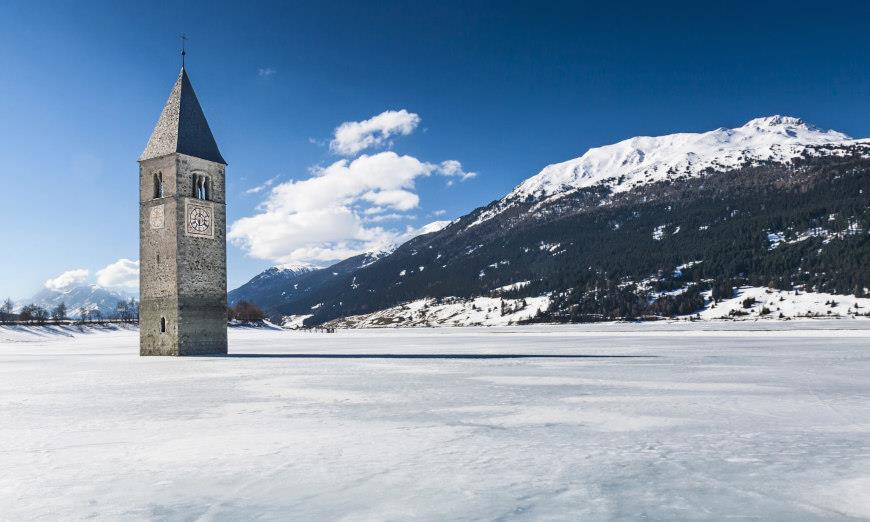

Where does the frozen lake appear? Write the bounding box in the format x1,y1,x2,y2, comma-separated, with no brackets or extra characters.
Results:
1,323,869,520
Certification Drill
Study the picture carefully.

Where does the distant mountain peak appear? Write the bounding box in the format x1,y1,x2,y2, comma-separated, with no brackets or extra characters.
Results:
740,115,820,130
25,284,133,315
274,263,318,274
744,114,804,126
469,115,859,228
418,220,451,235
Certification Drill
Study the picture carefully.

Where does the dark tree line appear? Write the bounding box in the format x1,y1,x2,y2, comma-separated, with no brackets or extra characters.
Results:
228,300,266,323
0,298,139,324
267,152,869,325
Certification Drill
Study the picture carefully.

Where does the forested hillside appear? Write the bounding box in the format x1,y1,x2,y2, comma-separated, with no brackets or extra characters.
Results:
230,118,870,326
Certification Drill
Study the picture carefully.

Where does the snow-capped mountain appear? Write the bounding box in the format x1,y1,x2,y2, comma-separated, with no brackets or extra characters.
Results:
228,250,392,312
472,116,864,227
27,284,134,317
274,263,319,275
228,265,317,308
232,115,870,326
228,223,453,312
416,220,452,235
252,264,318,286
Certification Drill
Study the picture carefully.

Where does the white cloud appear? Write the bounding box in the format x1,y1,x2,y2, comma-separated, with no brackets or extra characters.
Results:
229,151,438,264
230,109,478,267
430,209,447,217
363,213,416,223
330,110,421,155
44,269,89,292
360,189,419,210
438,160,477,182
96,259,139,290
245,176,279,194
258,67,276,77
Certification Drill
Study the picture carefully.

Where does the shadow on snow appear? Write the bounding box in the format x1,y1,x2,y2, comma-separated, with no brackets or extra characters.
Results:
218,353,656,359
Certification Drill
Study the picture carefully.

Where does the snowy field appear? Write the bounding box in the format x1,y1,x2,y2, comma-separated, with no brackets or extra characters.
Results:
1,323,869,520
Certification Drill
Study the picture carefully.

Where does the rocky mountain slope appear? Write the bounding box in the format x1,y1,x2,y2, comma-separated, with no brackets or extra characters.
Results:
228,252,388,313
231,116,870,325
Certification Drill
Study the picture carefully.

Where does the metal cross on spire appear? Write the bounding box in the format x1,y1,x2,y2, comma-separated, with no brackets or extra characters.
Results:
181,33,188,68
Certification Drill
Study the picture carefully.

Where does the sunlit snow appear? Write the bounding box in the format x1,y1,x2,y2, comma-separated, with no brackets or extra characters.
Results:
1,323,869,519
470,115,870,227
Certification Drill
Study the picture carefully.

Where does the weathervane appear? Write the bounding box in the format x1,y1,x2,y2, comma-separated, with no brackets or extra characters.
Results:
181,33,187,68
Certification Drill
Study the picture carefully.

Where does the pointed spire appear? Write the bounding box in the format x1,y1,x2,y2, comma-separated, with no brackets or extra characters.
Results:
140,68,226,165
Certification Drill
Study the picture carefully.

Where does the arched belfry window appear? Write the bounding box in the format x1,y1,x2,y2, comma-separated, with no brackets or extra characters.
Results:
193,174,210,200
153,172,164,198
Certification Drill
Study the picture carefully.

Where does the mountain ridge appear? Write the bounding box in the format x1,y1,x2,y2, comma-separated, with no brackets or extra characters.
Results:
229,115,870,326
470,115,866,228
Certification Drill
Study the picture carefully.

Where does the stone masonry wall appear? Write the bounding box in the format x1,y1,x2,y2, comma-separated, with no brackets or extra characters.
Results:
139,153,227,356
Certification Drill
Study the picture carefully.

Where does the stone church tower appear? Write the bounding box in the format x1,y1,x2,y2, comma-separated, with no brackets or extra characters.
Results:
139,67,228,356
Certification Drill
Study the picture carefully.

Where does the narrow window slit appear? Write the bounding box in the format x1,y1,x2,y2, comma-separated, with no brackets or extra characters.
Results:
153,172,164,198
192,174,210,200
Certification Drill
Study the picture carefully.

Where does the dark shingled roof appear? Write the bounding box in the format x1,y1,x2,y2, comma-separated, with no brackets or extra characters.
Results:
140,67,226,164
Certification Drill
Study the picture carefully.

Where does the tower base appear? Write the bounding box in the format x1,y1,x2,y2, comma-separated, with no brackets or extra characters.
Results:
140,297,228,356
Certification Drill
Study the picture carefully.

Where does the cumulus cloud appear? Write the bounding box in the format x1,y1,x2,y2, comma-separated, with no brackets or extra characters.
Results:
363,213,416,223
360,189,419,210
229,110,477,267
229,151,441,264
96,259,140,290
330,109,421,155
44,269,89,292
438,160,477,181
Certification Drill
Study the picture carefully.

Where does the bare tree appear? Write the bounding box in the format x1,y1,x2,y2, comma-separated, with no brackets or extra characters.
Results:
19,304,37,322
115,300,130,321
15,304,51,324
128,298,139,322
51,302,67,323
0,298,13,322
230,300,266,323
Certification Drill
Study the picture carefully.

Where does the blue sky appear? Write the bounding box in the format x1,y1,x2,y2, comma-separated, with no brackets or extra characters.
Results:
1,0,869,299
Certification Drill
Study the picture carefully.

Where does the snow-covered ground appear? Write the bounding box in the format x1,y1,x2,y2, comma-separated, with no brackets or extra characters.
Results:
699,286,870,320
316,287,869,329
326,295,550,328
1,323,869,520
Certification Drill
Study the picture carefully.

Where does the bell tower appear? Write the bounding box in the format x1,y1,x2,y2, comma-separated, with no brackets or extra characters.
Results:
139,66,228,356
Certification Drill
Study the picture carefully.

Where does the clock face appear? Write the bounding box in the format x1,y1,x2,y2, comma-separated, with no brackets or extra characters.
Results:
185,200,215,238
188,207,211,232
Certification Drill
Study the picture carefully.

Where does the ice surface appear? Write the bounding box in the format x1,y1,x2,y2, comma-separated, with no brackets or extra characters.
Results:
1,323,869,520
